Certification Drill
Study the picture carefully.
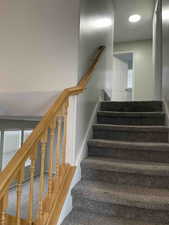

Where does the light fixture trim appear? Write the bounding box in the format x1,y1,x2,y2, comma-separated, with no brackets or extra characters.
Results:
129,14,141,23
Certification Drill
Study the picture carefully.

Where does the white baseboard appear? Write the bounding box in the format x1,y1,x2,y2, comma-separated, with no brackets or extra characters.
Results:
75,100,100,166
57,165,81,225
163,99,169,126
57,99,100,225
162,99,169,143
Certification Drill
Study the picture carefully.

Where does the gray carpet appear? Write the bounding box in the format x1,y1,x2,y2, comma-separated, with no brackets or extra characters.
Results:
62,101,169,225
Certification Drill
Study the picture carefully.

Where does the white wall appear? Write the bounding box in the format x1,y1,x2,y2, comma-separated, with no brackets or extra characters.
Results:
75,0,114,161
114,40,155,101
112,56,128,101
162,0,169,104
153,0,162,100
58,1,114,222
0,0,80,116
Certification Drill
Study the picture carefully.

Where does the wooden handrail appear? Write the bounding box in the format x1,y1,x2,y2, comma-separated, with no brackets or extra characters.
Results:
0,45,105,201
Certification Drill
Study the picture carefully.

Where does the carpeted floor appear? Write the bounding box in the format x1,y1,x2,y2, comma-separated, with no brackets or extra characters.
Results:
62,101,169,225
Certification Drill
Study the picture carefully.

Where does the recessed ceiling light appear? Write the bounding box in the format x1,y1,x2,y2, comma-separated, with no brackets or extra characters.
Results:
129,14,141,23
162,10,169,21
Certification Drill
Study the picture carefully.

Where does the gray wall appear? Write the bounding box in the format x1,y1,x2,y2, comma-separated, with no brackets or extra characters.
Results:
153,0,162,100
75,0,114,160
162,0,169,103
114,40,154,101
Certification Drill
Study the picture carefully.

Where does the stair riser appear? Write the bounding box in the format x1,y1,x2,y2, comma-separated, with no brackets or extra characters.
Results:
97,116,165,126
81,167,169,189
88,146,169,163
100,102,163,112
73,196,169,224
93,129,168,143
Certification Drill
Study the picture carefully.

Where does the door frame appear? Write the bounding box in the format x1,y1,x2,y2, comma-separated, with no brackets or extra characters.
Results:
113,50,135,101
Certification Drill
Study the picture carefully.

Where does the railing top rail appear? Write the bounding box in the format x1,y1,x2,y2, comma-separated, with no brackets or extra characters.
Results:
0,45,105,200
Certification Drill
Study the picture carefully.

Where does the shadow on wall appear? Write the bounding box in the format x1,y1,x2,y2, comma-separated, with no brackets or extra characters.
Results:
0,91,60,117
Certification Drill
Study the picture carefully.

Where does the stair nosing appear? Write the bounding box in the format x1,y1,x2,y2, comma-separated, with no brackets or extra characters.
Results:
62,209,161,225
93,124,169,132
100,101,163,104
88,139,169,151
82,157,169,176
97,111,165,117
73,180,169,211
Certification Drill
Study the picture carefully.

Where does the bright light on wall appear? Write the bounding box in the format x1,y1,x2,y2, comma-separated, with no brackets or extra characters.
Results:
89,17,112,29
162,10,169,21
129,14,141,23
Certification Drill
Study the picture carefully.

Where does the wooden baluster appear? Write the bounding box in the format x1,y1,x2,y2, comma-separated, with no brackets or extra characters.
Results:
0,193,8,225
38,130,48,223
55,116,62,189
62,100,69,169
16,167,24,225
48,118,56,197
28,148,37,225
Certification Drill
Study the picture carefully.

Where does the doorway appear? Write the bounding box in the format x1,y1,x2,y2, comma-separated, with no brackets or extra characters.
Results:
112,52,134,101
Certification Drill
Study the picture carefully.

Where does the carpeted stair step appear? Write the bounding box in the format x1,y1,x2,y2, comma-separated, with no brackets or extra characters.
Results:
100,101,163,112
88,139,169,163
72,180,169,224
97,111,165,125
62,101,169,225
62,209,162,225
93,124,169,143
81,157,169,188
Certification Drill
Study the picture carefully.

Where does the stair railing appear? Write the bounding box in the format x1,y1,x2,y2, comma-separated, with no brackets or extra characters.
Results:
0,46,105,225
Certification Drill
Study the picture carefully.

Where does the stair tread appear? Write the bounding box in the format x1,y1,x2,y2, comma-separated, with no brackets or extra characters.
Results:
100,101,163,113
88,139,169,151
101,101,163,104
82,157,169,176
93,124,169,132
64,101,169,224
62,209,160,225
98,111,165,117
73,180,169,210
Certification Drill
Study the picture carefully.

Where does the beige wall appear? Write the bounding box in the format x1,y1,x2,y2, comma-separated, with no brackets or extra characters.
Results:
0,0,80,116
114,40,155,101
0,0,115,164
0,0,115,119
0,0,80,93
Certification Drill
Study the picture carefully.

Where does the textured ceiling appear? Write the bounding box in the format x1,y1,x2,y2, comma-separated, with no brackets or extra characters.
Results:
114,0,155,43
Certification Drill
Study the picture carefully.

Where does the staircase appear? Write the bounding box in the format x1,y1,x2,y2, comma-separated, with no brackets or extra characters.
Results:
62,101,169,225
0,46,105,225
